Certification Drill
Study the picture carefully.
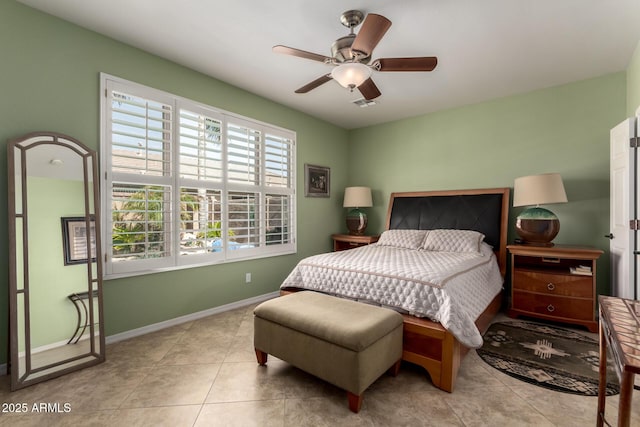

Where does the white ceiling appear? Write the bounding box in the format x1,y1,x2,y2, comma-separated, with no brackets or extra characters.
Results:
17,0,640,129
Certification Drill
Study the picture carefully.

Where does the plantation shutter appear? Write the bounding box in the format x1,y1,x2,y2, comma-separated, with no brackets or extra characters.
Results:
105,81,175,275
102,74,296,278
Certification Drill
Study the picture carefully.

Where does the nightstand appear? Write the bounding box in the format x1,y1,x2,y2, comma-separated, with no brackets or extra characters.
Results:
507,244,603,332
331,234,379,251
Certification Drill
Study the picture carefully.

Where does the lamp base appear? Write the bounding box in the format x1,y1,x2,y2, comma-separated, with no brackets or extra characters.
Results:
515,238,556,248
515,207,560,246
346,208,368,236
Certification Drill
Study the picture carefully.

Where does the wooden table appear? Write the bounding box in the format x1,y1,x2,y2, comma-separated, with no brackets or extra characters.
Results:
597,295,640,426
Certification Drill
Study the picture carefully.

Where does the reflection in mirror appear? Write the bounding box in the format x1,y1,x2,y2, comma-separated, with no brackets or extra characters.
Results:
8,132,105,390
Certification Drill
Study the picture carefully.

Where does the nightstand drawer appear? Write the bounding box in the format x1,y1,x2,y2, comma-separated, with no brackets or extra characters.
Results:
512,291,593,320
512,270,593,297
331,234,380,252
334,241,368,251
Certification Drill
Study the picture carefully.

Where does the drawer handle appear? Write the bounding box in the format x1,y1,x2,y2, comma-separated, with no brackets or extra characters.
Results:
349,242,359,246
542,257,561,263
547,304,555,312
547,283,555,291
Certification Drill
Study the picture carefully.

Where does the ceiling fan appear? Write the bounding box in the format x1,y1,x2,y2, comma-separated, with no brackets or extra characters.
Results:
273,10,438,101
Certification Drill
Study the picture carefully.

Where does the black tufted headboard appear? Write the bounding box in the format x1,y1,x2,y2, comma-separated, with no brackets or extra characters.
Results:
385,188,510,276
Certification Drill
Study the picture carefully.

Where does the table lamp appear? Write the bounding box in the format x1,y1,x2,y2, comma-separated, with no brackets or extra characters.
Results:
513,173,568,246
343,186,373,235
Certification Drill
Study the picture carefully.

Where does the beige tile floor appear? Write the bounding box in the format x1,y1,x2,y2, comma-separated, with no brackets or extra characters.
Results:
1,306,639,426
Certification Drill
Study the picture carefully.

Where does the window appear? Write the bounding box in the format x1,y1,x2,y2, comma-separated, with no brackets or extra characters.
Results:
101,74,296,278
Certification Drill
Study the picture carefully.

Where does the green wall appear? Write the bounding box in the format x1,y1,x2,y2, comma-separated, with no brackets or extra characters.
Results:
627,40,640,116
0,1,348,364
348,73,627,299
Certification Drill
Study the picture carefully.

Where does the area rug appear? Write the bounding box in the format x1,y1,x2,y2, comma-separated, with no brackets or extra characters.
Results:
477,320,619,396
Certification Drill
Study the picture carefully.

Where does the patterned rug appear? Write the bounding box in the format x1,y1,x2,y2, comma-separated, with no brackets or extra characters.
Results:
477,320,619,396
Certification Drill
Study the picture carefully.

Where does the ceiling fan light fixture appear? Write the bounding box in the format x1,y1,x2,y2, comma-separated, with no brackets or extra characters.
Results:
331,62,372,90
275,11,438,101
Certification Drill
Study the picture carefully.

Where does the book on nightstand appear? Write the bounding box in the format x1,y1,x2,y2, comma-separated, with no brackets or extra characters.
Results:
570,265,592,276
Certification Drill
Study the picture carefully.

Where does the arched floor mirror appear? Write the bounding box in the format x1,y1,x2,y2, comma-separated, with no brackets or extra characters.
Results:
7,132,105,390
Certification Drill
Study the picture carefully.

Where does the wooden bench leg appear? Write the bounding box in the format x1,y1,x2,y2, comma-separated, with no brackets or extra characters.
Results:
388,359,401,377
255,348,268,366
347,391,363,413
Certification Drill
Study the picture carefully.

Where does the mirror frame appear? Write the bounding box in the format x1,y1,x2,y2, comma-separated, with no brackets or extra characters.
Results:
7,131,105,390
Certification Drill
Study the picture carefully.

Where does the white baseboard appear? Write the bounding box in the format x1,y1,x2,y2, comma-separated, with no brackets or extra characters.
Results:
105,291,279,345
0,291,279,376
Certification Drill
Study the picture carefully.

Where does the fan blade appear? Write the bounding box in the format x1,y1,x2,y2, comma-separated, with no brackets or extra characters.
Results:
273,45,331,63
295,74,333,94
351,14,392,58
357,78,381,100
373,57,438,72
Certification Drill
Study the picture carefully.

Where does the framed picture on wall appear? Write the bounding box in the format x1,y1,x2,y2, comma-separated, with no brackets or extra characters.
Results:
61,216,97,265
304,164,330,197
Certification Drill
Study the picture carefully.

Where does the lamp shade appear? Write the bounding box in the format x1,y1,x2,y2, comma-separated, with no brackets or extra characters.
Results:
343,186,373,208
513,173,568,207
331,63,372,89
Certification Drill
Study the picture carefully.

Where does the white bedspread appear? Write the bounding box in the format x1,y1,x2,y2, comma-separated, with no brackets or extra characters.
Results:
280,243,503,348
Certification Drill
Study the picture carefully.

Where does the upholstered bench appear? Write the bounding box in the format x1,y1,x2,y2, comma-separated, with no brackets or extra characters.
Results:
253,291,403,413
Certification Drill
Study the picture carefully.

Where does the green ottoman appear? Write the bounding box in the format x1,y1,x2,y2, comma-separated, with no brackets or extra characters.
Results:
254,291,403,413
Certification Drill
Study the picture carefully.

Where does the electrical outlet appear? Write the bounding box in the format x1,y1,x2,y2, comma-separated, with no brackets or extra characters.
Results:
245,273,252,283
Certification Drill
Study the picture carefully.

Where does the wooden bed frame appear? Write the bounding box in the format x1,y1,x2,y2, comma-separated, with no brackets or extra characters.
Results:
284,187,510,392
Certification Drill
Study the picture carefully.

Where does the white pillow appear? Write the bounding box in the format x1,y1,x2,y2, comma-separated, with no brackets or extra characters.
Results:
422,229,485,253
376,229,428,250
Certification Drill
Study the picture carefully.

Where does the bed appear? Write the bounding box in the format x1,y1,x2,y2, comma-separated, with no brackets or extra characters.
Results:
281,187,510,392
